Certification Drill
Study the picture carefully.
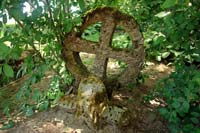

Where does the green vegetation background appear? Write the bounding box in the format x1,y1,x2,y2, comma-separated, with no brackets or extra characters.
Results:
0,0,200,132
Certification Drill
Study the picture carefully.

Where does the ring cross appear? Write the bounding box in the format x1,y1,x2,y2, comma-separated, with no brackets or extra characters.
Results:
62,7,145,86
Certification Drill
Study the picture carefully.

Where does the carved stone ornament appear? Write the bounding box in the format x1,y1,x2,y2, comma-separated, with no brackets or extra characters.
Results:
62,7,145,86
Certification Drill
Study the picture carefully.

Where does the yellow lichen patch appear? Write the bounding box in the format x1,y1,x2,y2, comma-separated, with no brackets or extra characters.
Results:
102,106,131,127
58,75,132,128
77,75,108,126
58,95,78,110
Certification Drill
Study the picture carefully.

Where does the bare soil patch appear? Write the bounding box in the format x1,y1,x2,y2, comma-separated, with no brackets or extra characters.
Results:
0,61,173,133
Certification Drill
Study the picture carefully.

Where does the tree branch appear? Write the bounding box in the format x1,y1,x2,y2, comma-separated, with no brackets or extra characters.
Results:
6,9,42,59
6,9,63,78
45,0,62,45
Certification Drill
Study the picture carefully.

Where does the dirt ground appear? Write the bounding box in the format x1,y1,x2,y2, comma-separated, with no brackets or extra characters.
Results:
0,61,173,133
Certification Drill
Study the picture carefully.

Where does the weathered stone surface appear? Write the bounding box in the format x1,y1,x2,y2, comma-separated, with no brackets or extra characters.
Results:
58,75,132,128
102,106,131,127
62,7,145,87
77,75,108,126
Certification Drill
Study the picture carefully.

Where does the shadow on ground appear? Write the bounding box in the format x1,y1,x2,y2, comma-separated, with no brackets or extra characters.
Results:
0,61,173,133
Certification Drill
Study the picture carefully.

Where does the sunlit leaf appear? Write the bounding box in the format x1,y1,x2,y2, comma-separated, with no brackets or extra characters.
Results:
82,32,99,42
162,52,170,59
155,11,171,18
156,55,162,61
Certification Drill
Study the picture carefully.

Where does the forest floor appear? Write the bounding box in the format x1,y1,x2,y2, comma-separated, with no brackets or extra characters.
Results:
0,54,173,133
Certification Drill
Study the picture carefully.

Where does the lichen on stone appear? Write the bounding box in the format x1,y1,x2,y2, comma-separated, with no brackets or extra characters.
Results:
58,75,132,128
62,7,145,88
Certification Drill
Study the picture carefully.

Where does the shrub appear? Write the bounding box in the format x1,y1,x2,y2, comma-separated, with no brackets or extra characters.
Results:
153,64,200,132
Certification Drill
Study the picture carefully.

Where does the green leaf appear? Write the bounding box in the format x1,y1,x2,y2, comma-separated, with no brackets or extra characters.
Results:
169,111,178,123
33,89,42,102
0,21,2,27
3,14,7,23
162,52,170,59
191,112,200,117
32,6,42,18
172,100,180,109
155,11,171,18
161,0,178,9
82,32,100,42
78,0,85,11
73,16,82,25
39,101,49,111
16,90,23,100
182,101,189,113
24,87,31,98
30,76,37,84
191,117,199,124
10,46,23,60
156,55,162,61
194,128,200,133
64,19,73,33
3,64,14,78
0,120,15,130
0,43,10,59
169,124,180,133
9,7,25,20
194,74,200,85
159,108,168,116
0,66,2,74
25,107,34,117
3,104,10,117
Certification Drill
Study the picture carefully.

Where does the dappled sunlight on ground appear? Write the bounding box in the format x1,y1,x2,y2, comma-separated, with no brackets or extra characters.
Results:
143,61,174,87
149,99,161,106
0,60,173,132
80,52,124,78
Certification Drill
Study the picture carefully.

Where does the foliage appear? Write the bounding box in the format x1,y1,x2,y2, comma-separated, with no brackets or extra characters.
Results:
81,22,101,42
112,26,132,50
0,120,15,130
87,0,200,64
141,0,200,63
0,0,79,119
149,64,200,132
0,0,85,86
0,0,199,130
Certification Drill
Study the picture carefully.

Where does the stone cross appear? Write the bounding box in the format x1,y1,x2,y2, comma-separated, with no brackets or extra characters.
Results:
62,7,145,86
